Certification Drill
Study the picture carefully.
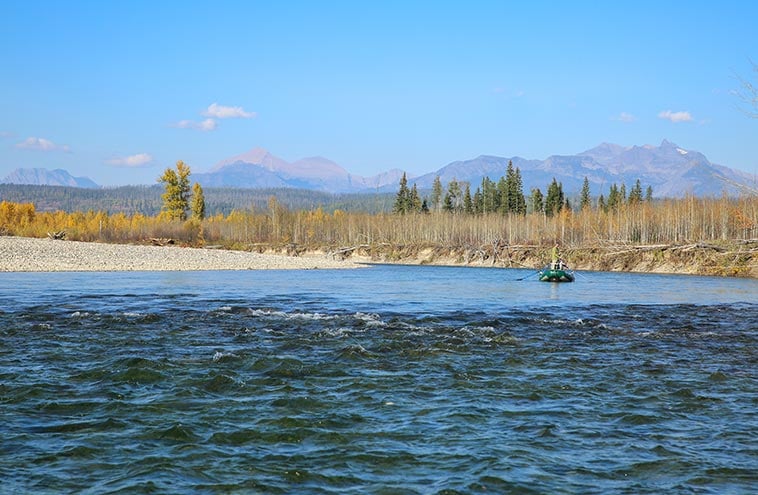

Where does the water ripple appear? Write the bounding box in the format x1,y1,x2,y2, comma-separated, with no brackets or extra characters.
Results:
1,270,756,494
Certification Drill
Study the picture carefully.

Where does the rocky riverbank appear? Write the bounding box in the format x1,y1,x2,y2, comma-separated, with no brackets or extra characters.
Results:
0,236,361,272
327,241,758,278
1,236,756,277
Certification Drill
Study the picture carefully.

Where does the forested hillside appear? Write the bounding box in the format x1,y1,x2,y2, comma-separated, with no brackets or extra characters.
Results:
0,184,396,215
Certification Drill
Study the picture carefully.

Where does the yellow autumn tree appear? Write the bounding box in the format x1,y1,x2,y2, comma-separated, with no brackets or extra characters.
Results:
158,160,192,221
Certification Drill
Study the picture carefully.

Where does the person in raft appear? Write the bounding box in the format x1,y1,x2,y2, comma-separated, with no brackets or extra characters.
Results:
551,244,567,270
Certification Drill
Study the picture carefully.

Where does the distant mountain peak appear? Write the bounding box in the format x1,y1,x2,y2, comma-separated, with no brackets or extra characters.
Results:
197,147,404,192
2,168,99,188
212,147,282,171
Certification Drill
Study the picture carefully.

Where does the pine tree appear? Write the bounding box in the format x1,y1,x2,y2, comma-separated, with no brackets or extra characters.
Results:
463,183,473,214
530,188,544,213
473,187,482,214
481,177,498,213
497,176,509,215
501,162,527,215
580,176,591,210
393,172,411,214
409,184,422,212
158,160,192,221
431,176,443,211
191,182,206,220
607,183,620,210
505,162,516,213
628,179,643,205
645,185,654,203
512,166,527,215
443,179,462,212
544,178,564,217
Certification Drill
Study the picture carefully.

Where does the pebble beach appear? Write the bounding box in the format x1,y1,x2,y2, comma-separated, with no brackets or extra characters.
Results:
0,236,360,272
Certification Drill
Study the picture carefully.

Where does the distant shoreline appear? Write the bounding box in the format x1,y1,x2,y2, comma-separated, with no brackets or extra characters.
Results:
0,236,755,278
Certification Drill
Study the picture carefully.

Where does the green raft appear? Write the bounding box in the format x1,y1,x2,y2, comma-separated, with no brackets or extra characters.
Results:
539,249,575,282
538,266,575,282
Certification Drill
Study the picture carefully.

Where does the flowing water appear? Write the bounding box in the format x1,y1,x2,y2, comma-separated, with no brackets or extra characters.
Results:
1,266,756,494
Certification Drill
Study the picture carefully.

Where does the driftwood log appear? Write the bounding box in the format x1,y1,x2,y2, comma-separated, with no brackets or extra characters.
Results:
329,244,370,260
150,238,175,246
47,230,67,240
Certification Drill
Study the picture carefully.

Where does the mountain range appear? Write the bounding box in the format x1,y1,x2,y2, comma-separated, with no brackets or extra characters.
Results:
1,168,99,189
2,140,756,197
192,147,406,192
410,140,757,197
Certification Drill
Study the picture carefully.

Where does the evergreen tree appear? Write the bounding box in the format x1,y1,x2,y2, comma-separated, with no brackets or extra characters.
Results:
530,188,544,213
544,178,564,216
628,179,643,204
443,179,462,212
443,191,454,212
580,176,591,210
409,183,422,212
158,160,192,220
645,185,654,203
607,183,620,210
620,183,627,203
191,182,206,220
393,172,411,214
431,176,443,211
463,183,473,214
496,176,509,215
598,193,606,212
481,177,498,213
512,166,527,215
473,187,482,214
501,162,527,215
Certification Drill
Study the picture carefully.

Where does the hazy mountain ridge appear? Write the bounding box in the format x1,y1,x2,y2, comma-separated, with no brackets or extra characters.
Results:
2,168,99,189
410,140,755,197
3,141,755,197
196,147,405,193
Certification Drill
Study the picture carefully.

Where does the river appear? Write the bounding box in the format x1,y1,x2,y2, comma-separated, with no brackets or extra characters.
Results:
1,266,756,494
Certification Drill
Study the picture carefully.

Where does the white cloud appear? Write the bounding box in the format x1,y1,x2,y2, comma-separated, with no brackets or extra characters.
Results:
16,136,71,152
0,131,13,139
203,103,256,119
615,112,636,122
106,153,153,167
172,118,218,131
658,110,693,123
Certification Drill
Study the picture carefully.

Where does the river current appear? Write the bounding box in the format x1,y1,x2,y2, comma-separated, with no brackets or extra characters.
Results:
1,265,756,494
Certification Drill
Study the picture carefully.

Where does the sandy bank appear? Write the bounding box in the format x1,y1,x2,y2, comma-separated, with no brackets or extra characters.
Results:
0,236,361,272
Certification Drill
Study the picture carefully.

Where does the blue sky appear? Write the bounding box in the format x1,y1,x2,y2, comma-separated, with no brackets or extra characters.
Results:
2,0,757,185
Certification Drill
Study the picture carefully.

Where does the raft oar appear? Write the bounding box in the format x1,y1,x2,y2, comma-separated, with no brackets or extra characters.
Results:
516,270,541,281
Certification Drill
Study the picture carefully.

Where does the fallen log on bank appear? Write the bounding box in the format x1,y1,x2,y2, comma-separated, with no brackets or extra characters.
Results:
329,244,370,260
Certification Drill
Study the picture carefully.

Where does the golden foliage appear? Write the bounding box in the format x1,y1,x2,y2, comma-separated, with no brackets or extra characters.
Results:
0,196,755,250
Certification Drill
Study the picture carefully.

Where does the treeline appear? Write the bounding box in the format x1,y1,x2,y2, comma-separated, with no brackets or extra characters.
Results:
394,162,654,217
395,162,531,215
1,195,756,249
0,184,395,216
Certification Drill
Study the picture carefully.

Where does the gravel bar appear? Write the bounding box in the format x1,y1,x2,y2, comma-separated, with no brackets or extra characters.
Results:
0,237,360,272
